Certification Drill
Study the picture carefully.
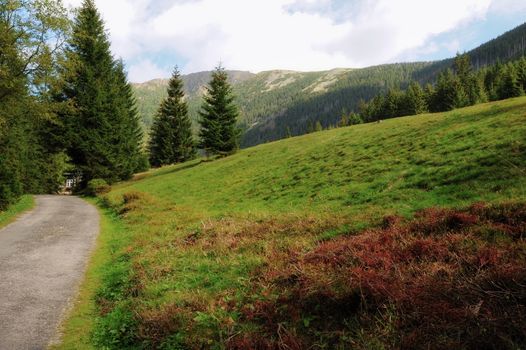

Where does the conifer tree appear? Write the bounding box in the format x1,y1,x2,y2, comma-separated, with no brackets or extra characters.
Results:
514,57,526,92
432,69,467,111
403,81,427,115
498,64,524,99
199,65,239,156
149,67,195,167
111,60,145,177
383,88,403,118
454,53,486,105
57,0,143,184
348,112,363,125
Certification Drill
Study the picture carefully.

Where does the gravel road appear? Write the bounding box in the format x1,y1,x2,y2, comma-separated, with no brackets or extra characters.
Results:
0,195,99,350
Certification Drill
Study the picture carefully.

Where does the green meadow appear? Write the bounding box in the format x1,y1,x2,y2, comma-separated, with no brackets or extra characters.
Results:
55,97,526,349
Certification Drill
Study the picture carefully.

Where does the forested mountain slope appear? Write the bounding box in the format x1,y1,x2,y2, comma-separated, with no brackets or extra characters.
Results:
133,22,526,147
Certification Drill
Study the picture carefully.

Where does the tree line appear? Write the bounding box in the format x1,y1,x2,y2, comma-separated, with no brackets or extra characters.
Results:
1,0,146,208
1,0,70,210
357,54,526,122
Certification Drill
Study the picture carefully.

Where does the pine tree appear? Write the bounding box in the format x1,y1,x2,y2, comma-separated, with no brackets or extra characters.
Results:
498,64,524,99
111,60,145,177
348,112,363,125
454,53,486,105
423,83,435,111
199,65,239,156
403,81,427,115
149,67,195,167
58,0,143,184
515,57,526,92
484,62,505,101
383,88,404,118
338,109,349,127
433,69,467,111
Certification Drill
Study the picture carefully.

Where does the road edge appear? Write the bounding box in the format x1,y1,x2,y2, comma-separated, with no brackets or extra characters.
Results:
0,195,35,230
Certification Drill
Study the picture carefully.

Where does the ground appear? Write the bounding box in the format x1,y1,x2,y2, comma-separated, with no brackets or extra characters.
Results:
0,195,99,350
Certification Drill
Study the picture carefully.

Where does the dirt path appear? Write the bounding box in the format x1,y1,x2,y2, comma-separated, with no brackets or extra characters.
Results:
0,195,99,350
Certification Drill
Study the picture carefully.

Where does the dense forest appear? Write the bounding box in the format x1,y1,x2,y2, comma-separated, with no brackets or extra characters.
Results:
0,0,145,208
358,55,526,122
0,0,69,209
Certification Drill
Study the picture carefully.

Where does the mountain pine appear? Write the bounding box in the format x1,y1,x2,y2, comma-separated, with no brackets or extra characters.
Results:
498,64,524,99
199,66,239,156
517,57,526,91
432,69,467,111
149,68,195,167
403,81,428,115
57,0,143,184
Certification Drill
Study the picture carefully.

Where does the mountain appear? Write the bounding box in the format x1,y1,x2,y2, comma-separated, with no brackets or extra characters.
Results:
133,70,254,130
132,22,526,147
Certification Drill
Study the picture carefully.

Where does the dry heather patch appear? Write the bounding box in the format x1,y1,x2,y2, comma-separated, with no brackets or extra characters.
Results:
229,203,526,349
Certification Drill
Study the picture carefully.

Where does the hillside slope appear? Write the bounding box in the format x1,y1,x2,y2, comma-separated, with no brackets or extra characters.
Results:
133,22,526,147
56,97,526,349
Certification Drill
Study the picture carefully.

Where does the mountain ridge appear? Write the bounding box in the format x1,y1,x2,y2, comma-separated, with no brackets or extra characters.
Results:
133,22,526,147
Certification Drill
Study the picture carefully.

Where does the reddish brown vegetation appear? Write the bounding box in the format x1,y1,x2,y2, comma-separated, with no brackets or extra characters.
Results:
229,203,526,349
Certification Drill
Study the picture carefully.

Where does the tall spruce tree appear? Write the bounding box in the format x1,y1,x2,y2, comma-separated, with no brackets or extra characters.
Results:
111,60,145,178
498,63,524,99
57,0,143,184
454,53,486,105
517,57,526,91
432,69,467,112
149,67,195,167
403,81,427,115
199,65,239,156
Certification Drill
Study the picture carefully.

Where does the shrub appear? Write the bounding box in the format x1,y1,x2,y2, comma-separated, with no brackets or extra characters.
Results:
86,178,111,196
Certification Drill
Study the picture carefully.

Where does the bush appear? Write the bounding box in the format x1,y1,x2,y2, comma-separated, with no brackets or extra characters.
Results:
86,178,111,196
135,153,150,173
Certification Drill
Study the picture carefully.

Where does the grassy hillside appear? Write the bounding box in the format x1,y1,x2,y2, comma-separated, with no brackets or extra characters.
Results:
57,98,526,349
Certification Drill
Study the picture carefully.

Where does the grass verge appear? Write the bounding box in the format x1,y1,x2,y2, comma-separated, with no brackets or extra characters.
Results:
0,195,34,229
50,199,130,350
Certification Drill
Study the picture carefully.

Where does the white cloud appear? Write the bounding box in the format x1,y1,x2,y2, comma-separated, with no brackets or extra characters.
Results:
489,0,526,14
61,0,524,82
127,59,171,83
325,0,490,65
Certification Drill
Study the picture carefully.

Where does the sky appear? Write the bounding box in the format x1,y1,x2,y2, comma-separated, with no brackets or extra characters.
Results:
62,0,526,82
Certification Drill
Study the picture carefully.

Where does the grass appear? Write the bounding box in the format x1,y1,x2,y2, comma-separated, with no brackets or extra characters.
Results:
50,201,129,350
55,97,526,349
0,195,34,229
